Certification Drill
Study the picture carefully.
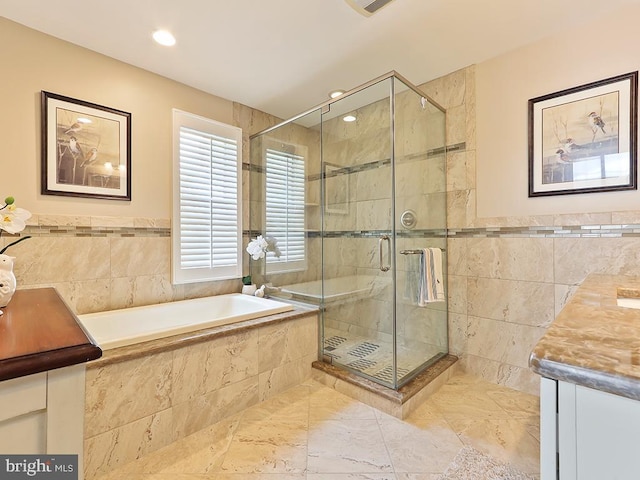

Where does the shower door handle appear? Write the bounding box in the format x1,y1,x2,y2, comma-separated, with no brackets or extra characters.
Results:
379,235,391,272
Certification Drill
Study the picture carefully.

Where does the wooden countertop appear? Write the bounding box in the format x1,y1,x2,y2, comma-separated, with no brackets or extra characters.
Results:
0,288,102,381
530,274,640,400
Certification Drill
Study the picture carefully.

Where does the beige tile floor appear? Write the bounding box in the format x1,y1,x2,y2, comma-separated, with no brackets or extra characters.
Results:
95,373,540,480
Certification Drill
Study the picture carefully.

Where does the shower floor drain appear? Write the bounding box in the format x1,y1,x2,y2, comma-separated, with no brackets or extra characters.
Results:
324,335,347,351
347,358,377,371
374,365,410,383
347,341,380,358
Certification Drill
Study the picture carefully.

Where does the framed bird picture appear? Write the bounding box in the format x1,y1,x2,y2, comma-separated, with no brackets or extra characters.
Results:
528,71,637,197
41,91,131,200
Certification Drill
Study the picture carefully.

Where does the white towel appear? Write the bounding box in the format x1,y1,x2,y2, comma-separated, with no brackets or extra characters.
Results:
418,247,445,305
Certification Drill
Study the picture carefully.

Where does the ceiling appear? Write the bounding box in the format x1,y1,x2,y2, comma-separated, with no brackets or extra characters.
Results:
1,0,638,121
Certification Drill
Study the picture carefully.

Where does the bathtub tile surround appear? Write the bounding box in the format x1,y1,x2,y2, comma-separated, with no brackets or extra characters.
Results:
83,311,318,479
92,374,539,479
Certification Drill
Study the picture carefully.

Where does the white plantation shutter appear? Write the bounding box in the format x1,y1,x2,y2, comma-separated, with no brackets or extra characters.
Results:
172,110,242,284
265,147,306,273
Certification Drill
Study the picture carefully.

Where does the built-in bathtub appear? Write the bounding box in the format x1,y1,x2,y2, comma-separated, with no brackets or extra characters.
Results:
79,293,294,350
79,294,317,480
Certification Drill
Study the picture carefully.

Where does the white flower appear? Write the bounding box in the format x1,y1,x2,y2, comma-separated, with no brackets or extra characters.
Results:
0,205,31,235
246,235,281,260
246,235,269,260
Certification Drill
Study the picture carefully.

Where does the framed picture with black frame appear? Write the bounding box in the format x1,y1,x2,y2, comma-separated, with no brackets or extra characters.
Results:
41,91,131,200
528,71,638,197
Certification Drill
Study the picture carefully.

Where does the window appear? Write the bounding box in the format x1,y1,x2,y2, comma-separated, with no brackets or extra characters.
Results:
172,110,242,284
264,143,306,274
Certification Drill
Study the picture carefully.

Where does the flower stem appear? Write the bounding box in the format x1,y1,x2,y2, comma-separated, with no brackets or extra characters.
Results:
0,236,31,255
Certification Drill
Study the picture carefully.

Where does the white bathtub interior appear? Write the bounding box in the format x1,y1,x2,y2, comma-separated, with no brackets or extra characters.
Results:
79,293,293,350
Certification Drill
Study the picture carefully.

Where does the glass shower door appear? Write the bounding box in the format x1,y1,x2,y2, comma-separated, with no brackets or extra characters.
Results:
393,76,448,386
321,78,398,388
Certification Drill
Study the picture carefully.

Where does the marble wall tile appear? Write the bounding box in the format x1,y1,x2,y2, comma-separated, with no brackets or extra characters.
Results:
554,237,640,285
612,210,640,224
465,149,476,190
171,376,259,439
445,105,466,146
464,65,477,151
258,353,315,402
403,308,448,349
465,189,477,228
84,408,174,480
38,215,91,227
132,217,170,228
448,312,468,356
447,275,467,314
447,238,467,277
356,198,391,230
258,315,317,373
110,237,170,277
446,190,470,229
323,238,358,268
91,216,135,228
109,274,177,309
467,237,554,283
553,212,612,226
85,351,173,437
46,279,111,315
471,215,554,228
355,166,392,202
461,354,540,396
446,151,467,191
395,158,444,197
467,278,554,328
467,316,545,370
181,278,239,299
12,237,111,285
171,331,260,405
398,192,446,230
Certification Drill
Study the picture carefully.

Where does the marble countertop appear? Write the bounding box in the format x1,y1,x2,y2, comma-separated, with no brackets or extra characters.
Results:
530,274,640,401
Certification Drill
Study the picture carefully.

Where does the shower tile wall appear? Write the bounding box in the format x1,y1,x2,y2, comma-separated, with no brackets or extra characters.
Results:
321,85,448,378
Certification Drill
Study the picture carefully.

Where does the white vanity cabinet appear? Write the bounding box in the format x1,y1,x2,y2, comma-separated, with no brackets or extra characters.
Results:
0,366,86,456
541,377,640,480
0,288,102,480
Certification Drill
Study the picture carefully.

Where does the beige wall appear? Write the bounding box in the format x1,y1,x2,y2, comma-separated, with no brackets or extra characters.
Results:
476,3,640,218
0,17,232,219
0,18,282,313
441,2,640,396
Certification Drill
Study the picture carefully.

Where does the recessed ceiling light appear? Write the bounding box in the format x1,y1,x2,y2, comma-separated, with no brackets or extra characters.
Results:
329,90,345,99
153,30,176,47
343,115,356,122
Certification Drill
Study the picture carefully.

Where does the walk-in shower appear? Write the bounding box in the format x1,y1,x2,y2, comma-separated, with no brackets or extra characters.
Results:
249,71,447,390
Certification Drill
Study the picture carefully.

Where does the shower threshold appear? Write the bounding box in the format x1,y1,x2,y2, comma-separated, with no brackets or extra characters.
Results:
312,353,458,419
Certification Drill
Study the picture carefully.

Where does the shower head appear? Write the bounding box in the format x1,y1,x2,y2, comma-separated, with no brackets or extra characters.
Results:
345,0,396,17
